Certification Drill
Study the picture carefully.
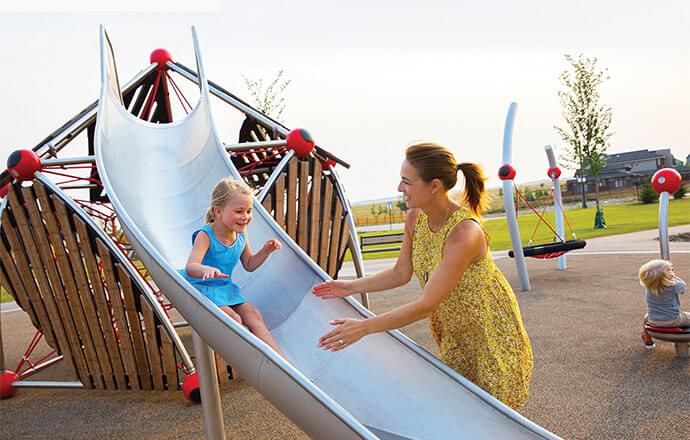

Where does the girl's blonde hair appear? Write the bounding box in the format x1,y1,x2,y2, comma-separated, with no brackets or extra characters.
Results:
638,259,675,295
405,142,489,217
205,177,253,223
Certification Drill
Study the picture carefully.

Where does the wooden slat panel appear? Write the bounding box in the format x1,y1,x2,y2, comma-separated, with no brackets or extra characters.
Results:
159,325,179,390
274,173,286,229
6,188,58,349
33,186,92,387
262,193,272,214
286,159,298,239
336,220,352,278
97,241,141,391
0,232,39,328
75,220,127,390
258,124,272,141
297,160,310,250
118,264,153,390
22,186,81,382
327,199,344,277
140,299,165,390
215,352,230,386
318,178,334,270
49,194,105,389
67,214,115,389
308,161,323,259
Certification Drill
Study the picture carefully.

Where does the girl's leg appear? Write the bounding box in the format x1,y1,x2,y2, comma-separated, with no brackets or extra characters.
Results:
232,302,288,360
642,314,655,348
219,305,243,325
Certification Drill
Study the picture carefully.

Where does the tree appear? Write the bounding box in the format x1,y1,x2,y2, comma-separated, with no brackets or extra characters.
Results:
673,182,687,200
555,54,613,222
370,204,381,222
396,198,409,213
639,180,658,204
242,70,291,122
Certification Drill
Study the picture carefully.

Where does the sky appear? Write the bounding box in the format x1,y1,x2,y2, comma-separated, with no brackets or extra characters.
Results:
0,1,688,203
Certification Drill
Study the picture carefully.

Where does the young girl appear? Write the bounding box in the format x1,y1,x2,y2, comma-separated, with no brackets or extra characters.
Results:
180,177,287,359
639,259,689,347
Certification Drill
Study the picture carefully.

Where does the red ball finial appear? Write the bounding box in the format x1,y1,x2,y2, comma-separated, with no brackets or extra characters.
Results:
498,163,516,181
547,166,561,179
7,149,42,182
286,128,315,159
651,168,682,194
182,371,201,403
0,370,19,399
150,49,172,70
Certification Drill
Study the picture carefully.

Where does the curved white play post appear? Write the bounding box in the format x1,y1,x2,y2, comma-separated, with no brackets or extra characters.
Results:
651,168,682,261
544,145,566,270
501,102,530,291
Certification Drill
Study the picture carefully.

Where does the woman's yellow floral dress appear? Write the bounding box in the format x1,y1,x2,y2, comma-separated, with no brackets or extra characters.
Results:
412,208,533,409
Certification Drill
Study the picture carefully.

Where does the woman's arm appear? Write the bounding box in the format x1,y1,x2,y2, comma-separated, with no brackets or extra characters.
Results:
313,210,419,299
184,232,229,279
240,235,281,272
319,219,486,351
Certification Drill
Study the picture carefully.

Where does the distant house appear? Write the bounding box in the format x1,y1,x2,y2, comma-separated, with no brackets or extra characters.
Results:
566,148,690,196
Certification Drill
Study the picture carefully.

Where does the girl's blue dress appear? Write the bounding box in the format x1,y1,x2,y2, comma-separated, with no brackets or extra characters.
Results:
179,224,247,307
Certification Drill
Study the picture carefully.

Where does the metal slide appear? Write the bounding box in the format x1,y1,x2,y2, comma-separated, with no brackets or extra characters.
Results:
94,26,560,440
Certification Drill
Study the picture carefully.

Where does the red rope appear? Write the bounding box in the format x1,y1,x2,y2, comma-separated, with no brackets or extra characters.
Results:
528,190,556,243
514,186,563,241
42,169,102,185
141,71,163,121
15,331,56,377
166,71,193,114
552,189,577,238
238,148,286,173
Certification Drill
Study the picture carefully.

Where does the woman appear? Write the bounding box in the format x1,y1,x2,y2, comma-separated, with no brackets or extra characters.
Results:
313,142,533,409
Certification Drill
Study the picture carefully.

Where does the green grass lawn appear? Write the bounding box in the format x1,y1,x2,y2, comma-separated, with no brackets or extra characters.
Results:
2,199,688,303
354,198,690,260
1,287,12,303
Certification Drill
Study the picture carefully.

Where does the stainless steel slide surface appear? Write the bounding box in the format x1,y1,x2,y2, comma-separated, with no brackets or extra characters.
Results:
94,26,560,440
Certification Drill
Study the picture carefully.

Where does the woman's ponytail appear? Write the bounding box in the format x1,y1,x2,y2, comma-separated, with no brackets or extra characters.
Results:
457,162,488,217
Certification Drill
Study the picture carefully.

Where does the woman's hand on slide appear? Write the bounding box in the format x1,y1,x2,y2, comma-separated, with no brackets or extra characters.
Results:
318,318,368,351
201,266,229,280
312,280,355,299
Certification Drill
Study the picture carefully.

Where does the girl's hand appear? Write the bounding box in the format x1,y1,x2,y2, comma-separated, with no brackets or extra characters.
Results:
263,239,282,253
312,280,355,299
201,266,229,280
318,318,368,352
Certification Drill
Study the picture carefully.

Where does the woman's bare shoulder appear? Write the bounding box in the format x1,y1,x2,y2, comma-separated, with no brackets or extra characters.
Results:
447,218,485,245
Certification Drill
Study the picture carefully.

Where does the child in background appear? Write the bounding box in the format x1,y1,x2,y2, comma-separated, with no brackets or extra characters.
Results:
639,259,689,348
180,177,287,359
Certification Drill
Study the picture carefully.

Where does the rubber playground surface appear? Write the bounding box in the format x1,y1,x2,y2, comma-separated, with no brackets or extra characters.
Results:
1,226,689,439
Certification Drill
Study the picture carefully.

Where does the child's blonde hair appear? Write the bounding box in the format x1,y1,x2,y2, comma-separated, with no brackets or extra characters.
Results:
639,259,675,295
205,177,253,223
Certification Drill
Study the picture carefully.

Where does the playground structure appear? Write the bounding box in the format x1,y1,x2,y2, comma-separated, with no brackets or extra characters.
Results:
642,168,689,358
0,27,561,439
0,25,364,411
498,102,586,291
